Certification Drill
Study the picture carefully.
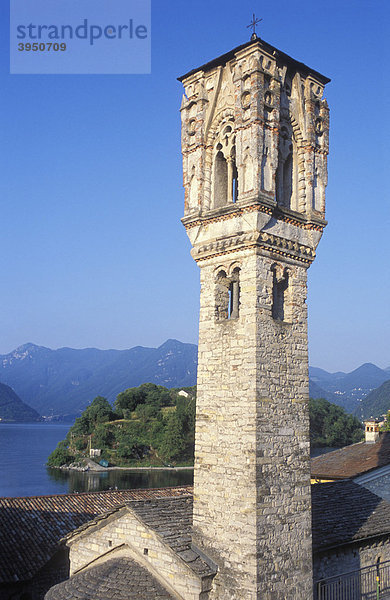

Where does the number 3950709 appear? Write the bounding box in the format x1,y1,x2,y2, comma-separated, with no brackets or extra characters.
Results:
18,42,67,51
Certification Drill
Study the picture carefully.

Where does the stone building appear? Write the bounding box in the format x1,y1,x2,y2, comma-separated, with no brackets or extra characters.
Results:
3,483,390,599
0,487,191,600
178,31,329,599
312,481,390,595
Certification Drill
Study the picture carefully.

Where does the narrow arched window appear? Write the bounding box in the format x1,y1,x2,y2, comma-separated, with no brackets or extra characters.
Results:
272,266,289,321
214,151,228,208
232,161,238,203
276,124,298,210
215,268,240,321
229,268,240,318
376,556,381,575
283,152,293,207
215,270,229,320
260,150,268,191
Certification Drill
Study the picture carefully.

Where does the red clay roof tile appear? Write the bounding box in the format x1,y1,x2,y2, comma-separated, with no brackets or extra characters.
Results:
311,433,390,480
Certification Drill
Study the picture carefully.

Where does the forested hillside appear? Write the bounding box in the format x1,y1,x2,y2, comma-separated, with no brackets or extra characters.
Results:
0,383,41,422
359,380,390,419
48,384,195,467
309,398,363,448
48,386,364,467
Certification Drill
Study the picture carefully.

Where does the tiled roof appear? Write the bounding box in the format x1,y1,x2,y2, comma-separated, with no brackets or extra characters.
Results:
66,496,215,578
0,486,192,584
131,496,213,575
3,481,390,586
311,434,390,480
47,486,390,599
312,480,390,552
45,557,176,600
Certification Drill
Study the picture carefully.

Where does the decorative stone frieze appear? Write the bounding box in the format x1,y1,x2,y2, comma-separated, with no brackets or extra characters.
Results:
191,230,316,264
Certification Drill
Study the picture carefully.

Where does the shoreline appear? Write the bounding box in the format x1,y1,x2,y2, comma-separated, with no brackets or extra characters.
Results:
55,459,194,473
106,465,194,472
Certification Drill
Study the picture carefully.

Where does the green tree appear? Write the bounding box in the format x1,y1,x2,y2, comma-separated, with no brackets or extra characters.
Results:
174,396,196,458
47,440,73,467
136,403,160,421
159,413,186,462
73,437,87,452
143,383,171,408
48,385,195,467
86,396,114,423
380,412,390,431
309,398,363,448
114,383,172,417
115,387,146,415
72,396,114,436
149,419,165,450
116,441,135,461
93,424,115,449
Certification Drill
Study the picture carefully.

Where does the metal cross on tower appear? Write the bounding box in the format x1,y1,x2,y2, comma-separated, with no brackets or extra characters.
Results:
247,13,262,39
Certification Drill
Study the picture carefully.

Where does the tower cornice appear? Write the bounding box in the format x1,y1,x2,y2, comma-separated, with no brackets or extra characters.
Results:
178,37,330,86
190,229,316,265
182,201,327,233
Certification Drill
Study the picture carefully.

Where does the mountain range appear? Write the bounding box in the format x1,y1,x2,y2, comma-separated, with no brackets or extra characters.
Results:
0,340,197,418
309,363,390,416
0,382,41,422
0,341,389,420
357,380,390,420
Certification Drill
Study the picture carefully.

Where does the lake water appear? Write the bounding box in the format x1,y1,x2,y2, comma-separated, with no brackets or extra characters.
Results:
0,423,193,497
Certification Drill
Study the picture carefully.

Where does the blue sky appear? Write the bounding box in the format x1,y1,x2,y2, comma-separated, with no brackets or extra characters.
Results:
0,0,389,372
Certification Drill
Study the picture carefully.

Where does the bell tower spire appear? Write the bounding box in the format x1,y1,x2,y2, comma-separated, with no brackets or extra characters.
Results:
179,36,330,599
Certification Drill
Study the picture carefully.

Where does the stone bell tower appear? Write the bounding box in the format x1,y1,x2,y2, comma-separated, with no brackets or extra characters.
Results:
179,35,329,600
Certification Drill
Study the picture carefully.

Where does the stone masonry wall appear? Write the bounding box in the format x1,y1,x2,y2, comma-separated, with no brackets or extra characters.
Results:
67,510,203,600
193,249,260,599
254,253,312,600
193,247,313,600
314,537,390,594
